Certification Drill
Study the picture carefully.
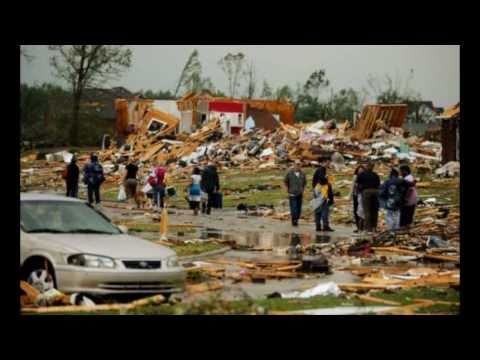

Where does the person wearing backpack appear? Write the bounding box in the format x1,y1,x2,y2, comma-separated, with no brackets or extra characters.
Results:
83,154,105,205
64,155,79,198
313,175,335,232
148,164,166,210
379,168,407,231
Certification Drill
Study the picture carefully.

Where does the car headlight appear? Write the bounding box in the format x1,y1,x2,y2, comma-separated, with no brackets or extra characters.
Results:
68,254,116,269
166,256,179,268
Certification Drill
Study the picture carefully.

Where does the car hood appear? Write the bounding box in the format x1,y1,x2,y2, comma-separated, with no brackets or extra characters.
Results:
31,233,176,260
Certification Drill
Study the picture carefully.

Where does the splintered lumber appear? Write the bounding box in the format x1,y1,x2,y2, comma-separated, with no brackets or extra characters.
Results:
338,283,402,292
21,294,166,314
20,281,40,303
361,277,404,286
205,259,257,269
356,295,401,306
250,270,298,279
277,263,303,271
126,294,165,308
186,280,224,294
375,298,458,315
371,247,459,262
22,303,127,314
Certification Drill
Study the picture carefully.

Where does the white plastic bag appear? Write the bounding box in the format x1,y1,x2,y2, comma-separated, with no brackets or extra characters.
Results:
310,196,324,211
117,186,127,201
281,281,342,299
142,182,152,194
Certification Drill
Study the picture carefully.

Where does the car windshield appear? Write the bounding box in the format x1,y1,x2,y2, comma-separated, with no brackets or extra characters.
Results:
21,200,121,235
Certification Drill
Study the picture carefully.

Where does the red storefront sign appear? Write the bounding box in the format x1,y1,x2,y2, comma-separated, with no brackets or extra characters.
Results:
208,101,244,113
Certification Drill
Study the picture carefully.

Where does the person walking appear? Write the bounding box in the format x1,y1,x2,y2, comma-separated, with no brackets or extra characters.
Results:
83,154,105,206
284,160,307,226
188,167,202,216
124,159,139,208
201,161,220,215
64,155,79,198
356,161,381,233
148,164,166,211
350,165,365,233
313,175,335,232
379,168,407,231
399,165,417,229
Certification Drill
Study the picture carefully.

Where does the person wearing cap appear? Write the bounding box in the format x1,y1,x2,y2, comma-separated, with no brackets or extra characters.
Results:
83,153,105,205
64,155,79,198
284,160,307,226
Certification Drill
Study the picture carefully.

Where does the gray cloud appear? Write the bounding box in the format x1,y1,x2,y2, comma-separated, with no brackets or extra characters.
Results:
20,45,459,107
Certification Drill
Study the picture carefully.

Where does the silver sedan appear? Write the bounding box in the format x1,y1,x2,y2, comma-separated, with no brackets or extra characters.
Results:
20,193,185,296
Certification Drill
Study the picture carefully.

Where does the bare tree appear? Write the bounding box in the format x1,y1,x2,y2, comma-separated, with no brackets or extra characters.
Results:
49,45,132,146
245,61,256,99
174,49,201,97
260,80,273,99
218,52,247,98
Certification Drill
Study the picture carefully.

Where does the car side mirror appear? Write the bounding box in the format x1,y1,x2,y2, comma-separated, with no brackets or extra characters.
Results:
118,225,128,234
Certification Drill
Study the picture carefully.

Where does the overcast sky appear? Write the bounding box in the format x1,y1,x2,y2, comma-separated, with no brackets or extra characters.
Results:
20,45,460,107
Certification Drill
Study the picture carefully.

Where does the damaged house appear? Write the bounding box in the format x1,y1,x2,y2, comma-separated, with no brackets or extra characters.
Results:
437,103,460,164
176,91,295,136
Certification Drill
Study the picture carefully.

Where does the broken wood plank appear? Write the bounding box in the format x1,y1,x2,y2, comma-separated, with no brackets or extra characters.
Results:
186,280,224,294
276,263,303,271
371,247,459,262
249,270,299,279
20,281,40,303
356,295,401,306
338,283,403,292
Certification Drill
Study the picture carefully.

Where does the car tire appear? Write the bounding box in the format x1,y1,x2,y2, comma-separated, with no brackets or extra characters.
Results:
21,258,57,293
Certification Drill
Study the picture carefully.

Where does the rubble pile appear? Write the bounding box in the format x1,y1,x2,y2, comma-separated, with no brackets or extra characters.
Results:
95,114,447,189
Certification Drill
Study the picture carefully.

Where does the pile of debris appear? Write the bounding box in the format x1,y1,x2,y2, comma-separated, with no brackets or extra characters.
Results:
184,256,330,285
92,110,448,195
20,280,166,314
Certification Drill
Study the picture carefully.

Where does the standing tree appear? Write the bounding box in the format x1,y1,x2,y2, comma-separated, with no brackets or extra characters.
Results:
245,61,257,99
174,49,201,96
275,85,294,102
260,80,273,99
303,69,330,99
49,45,132,146
175,49,213,96
365,70,424,122
218,52,247,98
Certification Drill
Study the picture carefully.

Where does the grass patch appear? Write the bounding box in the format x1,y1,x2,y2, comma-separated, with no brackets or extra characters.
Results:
173,242,226,257
368,287,460,306
102,189,119,202
415,303,460,314
253,295,364,312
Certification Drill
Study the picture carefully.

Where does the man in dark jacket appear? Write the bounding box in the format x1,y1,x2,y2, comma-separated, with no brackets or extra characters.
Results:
65,156,79,198
284,160,307,226
356,161,381,233
83,154,105,205
201,161,220,215
312,157,329,189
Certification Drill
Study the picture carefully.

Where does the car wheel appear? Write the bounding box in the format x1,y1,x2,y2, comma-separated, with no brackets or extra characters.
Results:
27,268,55,293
